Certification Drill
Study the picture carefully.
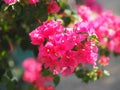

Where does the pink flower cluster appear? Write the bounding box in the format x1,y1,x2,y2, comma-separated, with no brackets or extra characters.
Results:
77,5,120,53
23,58,54,88
92,11,120,53
80,0,102,13
29,20,98,76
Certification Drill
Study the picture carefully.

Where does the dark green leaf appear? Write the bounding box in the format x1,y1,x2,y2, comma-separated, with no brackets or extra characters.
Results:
6,80,16,90
0,67,5,79
36,3,48,22
6,70,13,79
0,38,10,51
62,16,71,27
53,75,60,86
42,68,52,76
14,3,22,15
82,75,90,83
1,76,10,84
75,69,84,78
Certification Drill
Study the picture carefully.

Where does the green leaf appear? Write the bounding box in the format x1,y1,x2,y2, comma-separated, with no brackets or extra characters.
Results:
42,68,52,76
53,75,60,86
1,4,10,11
75,69,84,78
1,76,10,83
62,16,71,27
0,38,10,51
6,80,16,90
1,51,6,57
36,3,48,22
82,75,90,83
6,69,13,79
20,38,31,51
14,3,22,15
0,67,5,79
99,47,110,56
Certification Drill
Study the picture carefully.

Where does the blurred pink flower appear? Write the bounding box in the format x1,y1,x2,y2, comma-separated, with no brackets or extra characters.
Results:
4,0,17,5
47,0,60,14
80,0,103,13
77,5,93,21
23,70,40,83
23,58,53,88
22,58,42,83
98,56,109,66
29,0,39,4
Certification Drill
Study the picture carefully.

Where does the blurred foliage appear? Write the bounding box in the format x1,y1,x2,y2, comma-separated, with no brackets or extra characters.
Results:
0,0,50,89
75,64,110,83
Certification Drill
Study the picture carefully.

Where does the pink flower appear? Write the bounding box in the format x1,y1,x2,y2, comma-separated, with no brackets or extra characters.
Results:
80,0,103,13
61,67,73,76
29,20,64,46
29,0,39,4
77,5,93,21
23,70,40,83
22,58,54,88
91,11,120,53
34,74,53,87
22,58,42,72
74,42,98,66
22,58,42,83
74,21,96,35
41,20,64,38
29,28,44,45
60,51,78,76
76,4,104,43
98,56,109,66
4,0,17,5
29,20,98,76
47,0,60,14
